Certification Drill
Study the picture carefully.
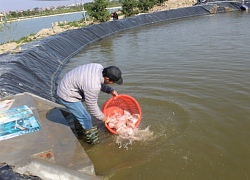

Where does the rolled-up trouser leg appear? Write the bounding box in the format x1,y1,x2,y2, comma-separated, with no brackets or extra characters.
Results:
58,98,92,130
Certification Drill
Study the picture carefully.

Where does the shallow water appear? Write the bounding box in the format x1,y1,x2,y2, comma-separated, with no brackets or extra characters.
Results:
57,11,250,179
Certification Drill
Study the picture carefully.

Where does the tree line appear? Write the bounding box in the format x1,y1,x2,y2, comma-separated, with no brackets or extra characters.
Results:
85,0,168,22
2,0,167,22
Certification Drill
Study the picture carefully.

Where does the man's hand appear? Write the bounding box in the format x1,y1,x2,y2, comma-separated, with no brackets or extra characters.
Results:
102,116,108,123
110,90,118,97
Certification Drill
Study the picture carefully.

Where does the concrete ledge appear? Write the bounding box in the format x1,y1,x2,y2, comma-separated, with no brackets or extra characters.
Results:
0,92,100,179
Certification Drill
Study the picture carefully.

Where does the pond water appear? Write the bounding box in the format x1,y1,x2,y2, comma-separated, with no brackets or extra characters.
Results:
57,11,250,180
0,12,84,44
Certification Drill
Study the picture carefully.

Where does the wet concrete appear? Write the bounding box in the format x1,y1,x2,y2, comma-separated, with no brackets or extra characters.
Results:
0,92,100,179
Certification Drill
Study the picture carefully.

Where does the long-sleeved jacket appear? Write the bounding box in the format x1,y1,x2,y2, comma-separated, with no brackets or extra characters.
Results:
57,63,114,120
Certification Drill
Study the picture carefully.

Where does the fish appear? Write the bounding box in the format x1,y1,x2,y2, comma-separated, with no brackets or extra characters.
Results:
106,111,154,149
106,110,140,137
116,126,154,149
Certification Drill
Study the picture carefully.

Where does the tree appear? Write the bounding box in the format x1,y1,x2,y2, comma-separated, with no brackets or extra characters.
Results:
0,21,6,32
137,0,155,13
121,0,139,17
9,11,17,19
155,0,166,5
84,2,94,12
0,21,17,43
86,0,111,23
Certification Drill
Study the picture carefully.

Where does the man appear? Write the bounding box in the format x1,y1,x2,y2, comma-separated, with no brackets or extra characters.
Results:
57,63,123,145
112,11,118,20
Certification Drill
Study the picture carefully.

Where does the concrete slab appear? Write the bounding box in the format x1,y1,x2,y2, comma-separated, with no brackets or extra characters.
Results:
0,92,100,179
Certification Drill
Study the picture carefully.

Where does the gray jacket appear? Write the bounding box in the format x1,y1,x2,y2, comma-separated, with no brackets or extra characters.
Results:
57,63,114,120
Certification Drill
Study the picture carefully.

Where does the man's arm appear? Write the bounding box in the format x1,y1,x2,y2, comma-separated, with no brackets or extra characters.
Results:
84,89,104,120
101,83,113,94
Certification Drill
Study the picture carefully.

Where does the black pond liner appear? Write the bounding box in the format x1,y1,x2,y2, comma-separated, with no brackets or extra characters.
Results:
0,2,242,102
0,163,42,180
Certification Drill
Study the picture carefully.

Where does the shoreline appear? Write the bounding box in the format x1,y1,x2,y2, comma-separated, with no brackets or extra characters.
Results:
3,6,122,23
3,11,84,23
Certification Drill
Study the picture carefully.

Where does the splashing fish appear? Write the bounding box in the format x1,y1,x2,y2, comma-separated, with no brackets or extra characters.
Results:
106,110,153,149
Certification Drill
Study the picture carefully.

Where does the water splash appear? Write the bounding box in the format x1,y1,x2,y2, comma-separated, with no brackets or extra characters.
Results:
115,126,153,150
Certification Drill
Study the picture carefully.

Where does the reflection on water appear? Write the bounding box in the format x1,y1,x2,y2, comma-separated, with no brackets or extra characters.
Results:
58,12,250,179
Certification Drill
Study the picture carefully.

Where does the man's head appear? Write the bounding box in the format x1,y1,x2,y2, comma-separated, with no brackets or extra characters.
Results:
103,66,123,85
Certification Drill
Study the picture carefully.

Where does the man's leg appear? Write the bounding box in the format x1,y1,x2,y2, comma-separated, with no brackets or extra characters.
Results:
58,98,92,129
58,98,99,144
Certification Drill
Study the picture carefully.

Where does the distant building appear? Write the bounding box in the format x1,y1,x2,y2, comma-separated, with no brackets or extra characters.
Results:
0,13,6,22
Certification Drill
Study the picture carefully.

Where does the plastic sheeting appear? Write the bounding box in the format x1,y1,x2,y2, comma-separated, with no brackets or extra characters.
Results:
0,163,42,180
200,2,243,13
0,2,242,102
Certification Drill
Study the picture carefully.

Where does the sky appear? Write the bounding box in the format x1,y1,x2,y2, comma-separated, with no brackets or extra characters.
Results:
0,0,92,12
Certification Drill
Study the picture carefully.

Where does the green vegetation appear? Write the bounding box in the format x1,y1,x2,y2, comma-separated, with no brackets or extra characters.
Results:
1,0,169,23
121,0,168,18
138,0,155,13
85,0,111,23
3,5,84,21
16,34,35,44
58,19,88,28
122,0,139,17
84,0,168,20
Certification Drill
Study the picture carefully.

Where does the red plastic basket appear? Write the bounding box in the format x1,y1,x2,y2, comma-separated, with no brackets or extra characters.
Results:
102,94,142,134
